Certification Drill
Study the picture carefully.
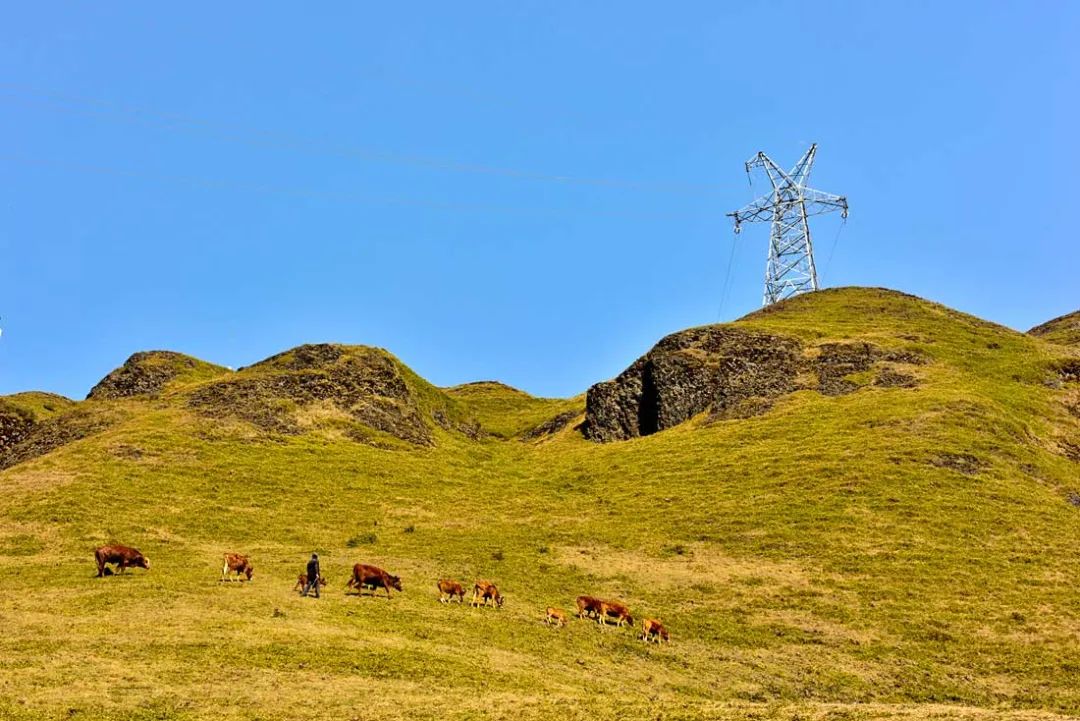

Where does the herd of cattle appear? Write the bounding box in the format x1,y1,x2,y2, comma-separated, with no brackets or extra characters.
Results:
93,544,671,643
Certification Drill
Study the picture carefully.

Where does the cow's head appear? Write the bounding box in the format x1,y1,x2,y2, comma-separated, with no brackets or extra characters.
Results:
133,555,150,571
495,592,505,608
243,565,254,581
318,576,327,587
389,575,403,592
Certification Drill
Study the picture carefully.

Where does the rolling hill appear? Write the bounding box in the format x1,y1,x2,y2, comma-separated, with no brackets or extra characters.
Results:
1030,309,1080,348
1,287,1079,721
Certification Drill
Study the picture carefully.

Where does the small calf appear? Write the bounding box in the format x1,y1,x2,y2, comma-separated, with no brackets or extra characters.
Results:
640,618,670,643
437,579,465,603
545,607,567,627
294,573,327,593
471,580,504,608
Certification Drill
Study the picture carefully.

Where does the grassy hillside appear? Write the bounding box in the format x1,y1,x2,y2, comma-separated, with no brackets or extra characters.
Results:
444,381,582,439
1030,309,1080,347
1,288,1078,721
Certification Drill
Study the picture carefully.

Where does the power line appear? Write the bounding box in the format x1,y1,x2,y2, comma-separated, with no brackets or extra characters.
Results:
0,82,724,196
717,236,738,320
821,216,847,285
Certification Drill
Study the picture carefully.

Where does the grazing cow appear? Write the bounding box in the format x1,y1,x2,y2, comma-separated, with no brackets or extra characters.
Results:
640,618,670,643
545,607,567,627
471,580,504,608
437,579,465,603
575,595,603,620
94,545,150,577
221,553,253,582
347,563,402,598
598,600,633,628
293,573,327,593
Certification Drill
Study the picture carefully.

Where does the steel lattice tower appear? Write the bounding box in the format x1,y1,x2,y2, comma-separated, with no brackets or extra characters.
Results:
727,144,848,306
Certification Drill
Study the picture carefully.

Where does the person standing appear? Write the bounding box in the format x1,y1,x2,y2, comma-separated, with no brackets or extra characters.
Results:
302,553,321,598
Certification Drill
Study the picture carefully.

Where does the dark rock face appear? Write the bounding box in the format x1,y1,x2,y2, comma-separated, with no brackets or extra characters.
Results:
0,403,35,454
815,342,880,395
584,327,929,442
88,351,200,400
188,344,434,445
1055,359,1080,384
522,409,580,441
583,327,803,442
0,409,112,471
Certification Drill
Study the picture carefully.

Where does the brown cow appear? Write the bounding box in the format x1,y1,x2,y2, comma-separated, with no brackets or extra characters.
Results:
545,607,567,627
94,545,149,577
598,600,633,628
640,618,670,643
471,580,504,608
437,578,465,603
220,553,253,582
293,573,328,593
575,595,603,620
347,563,402,598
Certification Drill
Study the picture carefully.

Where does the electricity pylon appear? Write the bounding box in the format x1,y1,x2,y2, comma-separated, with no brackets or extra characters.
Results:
727,144,848,306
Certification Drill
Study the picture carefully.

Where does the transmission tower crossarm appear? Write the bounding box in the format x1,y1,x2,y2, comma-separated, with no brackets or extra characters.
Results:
801,187,849,218
726,194,778,232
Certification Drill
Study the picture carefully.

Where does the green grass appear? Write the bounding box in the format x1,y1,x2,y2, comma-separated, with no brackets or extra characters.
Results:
0,288,1078,720
1029,309,1080,347
0,391,76,421
444,381,583,438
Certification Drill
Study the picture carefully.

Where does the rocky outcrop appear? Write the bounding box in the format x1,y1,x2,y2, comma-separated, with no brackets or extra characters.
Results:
0,402,35,454
521,409,580,441
188,344,436,445
0,408,113,471
583,327,803,442
583,326,928,442
88,351,208,400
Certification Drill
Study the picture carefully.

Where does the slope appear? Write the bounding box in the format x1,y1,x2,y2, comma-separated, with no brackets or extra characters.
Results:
1030,309,1080,347
0,288,1078,721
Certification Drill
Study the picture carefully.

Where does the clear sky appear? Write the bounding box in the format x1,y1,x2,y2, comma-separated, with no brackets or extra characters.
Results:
1,2,1077,399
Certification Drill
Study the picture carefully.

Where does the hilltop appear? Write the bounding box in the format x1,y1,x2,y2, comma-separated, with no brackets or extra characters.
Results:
1,287,1079,721
1030,309,1080,347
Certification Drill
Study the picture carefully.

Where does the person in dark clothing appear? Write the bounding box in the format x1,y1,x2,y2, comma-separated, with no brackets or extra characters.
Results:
302,553,321,598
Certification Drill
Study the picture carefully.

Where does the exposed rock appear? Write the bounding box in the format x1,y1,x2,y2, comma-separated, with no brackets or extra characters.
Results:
1054,359,1080,384
522,409,580,441
815,342,880,396
583,327,802,442
874,368,919,389
88,351,204,400
584,327,930,442
928,452,986,476
0,409,113,471
188,344,434,446
0,403,35,452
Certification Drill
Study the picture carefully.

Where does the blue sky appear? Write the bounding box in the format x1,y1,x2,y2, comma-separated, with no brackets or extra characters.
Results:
1,2,1077,399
